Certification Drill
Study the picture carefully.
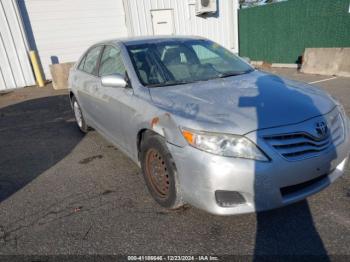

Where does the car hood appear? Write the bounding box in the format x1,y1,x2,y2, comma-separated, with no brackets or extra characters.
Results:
149,70,336,135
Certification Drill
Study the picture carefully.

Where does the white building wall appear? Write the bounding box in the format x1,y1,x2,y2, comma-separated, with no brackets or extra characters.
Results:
0,0,35,90
20,0,129,79
124,0,239,53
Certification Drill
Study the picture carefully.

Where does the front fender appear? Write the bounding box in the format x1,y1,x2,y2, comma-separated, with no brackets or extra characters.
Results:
139,113,188,148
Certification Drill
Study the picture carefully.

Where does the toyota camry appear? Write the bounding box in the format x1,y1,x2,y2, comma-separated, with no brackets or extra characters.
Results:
68,36,350,215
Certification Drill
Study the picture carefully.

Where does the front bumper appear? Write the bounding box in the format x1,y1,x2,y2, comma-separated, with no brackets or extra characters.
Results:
167,125,350,215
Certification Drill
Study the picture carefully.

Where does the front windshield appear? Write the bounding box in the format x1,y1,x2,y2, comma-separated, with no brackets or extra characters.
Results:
126,39,253,87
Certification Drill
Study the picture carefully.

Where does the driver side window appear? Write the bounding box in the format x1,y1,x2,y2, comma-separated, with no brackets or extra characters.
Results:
99,46,126,77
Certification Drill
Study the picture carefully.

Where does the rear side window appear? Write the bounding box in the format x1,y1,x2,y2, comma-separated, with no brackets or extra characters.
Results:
80,46,103,75
99,46,126,77
78,56,86,71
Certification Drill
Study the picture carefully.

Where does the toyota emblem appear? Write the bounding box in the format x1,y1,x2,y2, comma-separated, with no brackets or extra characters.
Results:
315,121,328,139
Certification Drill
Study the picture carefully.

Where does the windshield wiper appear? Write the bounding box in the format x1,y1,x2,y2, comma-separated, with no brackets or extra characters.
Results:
146,69,254,87
218,69,254,78
147,80,195,88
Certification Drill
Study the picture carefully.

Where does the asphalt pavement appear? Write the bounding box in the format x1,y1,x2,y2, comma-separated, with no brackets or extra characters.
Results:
0,69,349,260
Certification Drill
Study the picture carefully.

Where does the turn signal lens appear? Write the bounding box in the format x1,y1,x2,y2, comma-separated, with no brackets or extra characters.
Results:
182,130,195,145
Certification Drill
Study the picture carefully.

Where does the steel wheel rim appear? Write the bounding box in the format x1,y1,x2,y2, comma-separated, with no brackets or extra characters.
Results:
145,148,170,199
73,101,83,128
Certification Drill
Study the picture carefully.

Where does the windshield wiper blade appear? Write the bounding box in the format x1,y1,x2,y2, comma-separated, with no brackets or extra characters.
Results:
219,69,253,78
147,83,180,88
147,69,254,87
147,80,194,88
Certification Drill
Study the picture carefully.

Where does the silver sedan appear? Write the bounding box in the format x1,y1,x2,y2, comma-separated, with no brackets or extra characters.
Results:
68,36,350,215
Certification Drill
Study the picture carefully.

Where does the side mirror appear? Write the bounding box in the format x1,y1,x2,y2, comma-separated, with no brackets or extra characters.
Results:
101,74,127,88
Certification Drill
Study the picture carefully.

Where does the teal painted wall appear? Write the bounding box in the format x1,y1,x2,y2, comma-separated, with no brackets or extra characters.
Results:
238,0,350,63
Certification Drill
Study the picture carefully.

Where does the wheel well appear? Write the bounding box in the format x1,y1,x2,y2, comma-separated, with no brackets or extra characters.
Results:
137,129,158,160
69,92,75,106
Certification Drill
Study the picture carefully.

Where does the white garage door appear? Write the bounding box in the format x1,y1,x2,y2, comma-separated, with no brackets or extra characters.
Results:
19,0,129,79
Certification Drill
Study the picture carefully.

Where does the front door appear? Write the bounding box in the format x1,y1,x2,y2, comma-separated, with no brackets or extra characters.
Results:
151,9,175,35
95,45,135,152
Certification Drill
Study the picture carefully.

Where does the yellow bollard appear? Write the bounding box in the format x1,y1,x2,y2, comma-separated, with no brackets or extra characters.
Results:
29,50,45,87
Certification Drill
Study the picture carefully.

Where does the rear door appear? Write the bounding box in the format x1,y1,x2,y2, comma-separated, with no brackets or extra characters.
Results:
74,45,103,126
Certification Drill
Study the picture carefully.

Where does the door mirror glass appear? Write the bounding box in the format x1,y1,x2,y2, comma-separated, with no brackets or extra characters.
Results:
101,74,127,88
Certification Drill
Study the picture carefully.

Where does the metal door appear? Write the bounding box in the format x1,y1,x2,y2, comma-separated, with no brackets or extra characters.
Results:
151,9,175,35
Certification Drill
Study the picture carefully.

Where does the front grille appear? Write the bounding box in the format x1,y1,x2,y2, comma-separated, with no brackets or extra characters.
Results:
264,111,345,161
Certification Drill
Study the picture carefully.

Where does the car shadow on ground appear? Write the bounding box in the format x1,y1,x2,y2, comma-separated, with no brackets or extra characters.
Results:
252,200,329,259
0,95,84,202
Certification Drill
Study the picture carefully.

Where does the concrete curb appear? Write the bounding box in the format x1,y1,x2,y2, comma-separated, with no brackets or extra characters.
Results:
251,61,298,69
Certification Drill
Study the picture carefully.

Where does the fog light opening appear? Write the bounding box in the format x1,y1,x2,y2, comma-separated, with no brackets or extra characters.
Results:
215,190,246,207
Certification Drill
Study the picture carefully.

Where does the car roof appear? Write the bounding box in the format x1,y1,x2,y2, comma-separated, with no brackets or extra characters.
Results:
98,35,207,46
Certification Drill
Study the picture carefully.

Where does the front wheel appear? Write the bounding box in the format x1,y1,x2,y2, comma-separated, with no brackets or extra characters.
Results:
140,132,183,209
72,96,89,133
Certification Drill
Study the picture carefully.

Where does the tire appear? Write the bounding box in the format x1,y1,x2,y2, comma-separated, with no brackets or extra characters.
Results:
140,132,183,209
71,96,89,133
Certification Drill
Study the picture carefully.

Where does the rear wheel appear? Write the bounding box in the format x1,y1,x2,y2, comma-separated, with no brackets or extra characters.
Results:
140,132,183,209
72,96,89,133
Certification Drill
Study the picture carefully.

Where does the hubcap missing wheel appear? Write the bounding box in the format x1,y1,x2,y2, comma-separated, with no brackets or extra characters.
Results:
145,148,170,198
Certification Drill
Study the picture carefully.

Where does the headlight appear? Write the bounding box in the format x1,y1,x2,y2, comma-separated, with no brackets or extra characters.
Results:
181,128,269,161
